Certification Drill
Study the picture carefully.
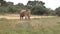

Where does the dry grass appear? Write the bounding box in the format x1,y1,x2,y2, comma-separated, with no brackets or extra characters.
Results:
0,14,56,19
0,15,60,34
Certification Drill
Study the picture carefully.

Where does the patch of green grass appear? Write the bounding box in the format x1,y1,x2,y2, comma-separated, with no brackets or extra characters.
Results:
0,17,60,34
0,18,8,21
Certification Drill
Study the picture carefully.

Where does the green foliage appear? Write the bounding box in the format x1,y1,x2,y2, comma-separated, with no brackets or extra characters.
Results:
27,1,45,7
55,7,60,16
0,0,6,6
27,1,53,15
8,6,18,13
46,8,56,16
31,5,48,15
0,17,60,34
0,1,25,14
0,5,25,14
0,0,57,16
0,6,7,14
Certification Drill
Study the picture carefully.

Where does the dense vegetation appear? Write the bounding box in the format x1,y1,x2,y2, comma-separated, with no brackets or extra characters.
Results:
0,0,60,16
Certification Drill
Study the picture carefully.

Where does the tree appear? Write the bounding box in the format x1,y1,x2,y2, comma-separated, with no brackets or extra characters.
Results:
6,2,14,6
27,1,45,7
17,3,24,6
27,1,47,15
26,1,45,10
0,0,6,6
31,5,48,15
55,7,60,16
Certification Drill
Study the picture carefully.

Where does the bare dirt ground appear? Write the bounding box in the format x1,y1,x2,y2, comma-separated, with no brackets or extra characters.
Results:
0,14,58,28
0,14,60,32
0,14,56,19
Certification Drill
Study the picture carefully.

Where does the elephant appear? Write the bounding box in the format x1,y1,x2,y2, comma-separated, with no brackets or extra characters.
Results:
20,9,31,20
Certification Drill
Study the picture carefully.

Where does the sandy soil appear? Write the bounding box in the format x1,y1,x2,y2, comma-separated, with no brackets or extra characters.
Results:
0,14,56,19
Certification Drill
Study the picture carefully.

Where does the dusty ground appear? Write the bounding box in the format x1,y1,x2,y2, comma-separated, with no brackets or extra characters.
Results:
0,14,60,34
0,14,57,28
0,14,56,19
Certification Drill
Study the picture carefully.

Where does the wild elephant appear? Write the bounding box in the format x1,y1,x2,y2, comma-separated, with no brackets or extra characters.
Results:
20,9,31,20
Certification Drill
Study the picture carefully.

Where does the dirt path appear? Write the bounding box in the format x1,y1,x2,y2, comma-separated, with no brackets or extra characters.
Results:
0,15,56,19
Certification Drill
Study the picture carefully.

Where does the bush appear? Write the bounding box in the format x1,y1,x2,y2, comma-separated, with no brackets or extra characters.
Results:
55,7,60,16
0,5,25,14
31,6,48,15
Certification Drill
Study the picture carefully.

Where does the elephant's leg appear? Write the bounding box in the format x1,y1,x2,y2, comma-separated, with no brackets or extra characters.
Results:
25,15,28,20
20,16,23,20
27,15,30,20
